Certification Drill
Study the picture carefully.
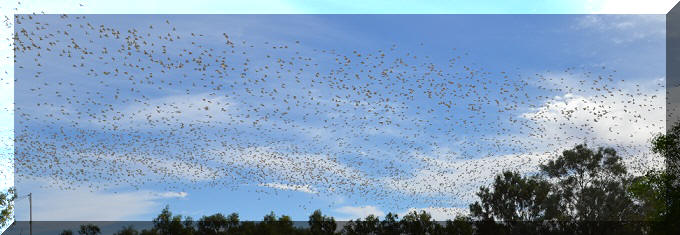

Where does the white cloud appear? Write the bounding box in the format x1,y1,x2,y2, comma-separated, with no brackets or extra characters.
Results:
78,150,223,184
520,88,666,176
219,146,372,194
14,177,187,221
590,0,676,14
154,191,188,198
0,162,12,190
95,92,235,131
521,76,665,157
258,183,317,194
574,15,665,44
384,152,553,203
11,147,224,196
334,205,385,220
399,207,469,221
384,74,665,204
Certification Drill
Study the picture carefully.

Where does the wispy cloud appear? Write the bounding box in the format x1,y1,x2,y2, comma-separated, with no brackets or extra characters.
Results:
79,150,223,185
15,177,187,221
258,183,317,194
154,191,189,198
398,207,468,221
333,205,385,220
383,151,553,203
220,146,372,195
573,15,665,44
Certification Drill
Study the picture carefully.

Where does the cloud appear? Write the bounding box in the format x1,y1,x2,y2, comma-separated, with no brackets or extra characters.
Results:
590,0,676,14
384,152,553,203
573,15,665,43
14,177,187,221
383,74,665,204
0,156,12,190
154,191,188,198
519,81,666,176
97,92,236,131
65,150,223,186
333,205,385,220
219,146,372,195
258,183,317,194
521,76,665,154
399,207,469,221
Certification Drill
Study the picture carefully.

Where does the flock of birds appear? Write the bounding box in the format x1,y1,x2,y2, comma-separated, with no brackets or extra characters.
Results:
2,12,666,212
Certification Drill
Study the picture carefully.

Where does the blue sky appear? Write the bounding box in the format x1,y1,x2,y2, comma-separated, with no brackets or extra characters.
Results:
0,0,675,227
9,13,667,222
0,0,677,13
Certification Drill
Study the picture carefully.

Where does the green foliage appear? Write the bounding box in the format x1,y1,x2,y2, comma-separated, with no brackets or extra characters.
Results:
309,209,337,235
114,225,139,235
630,171,668,221
640,122,680,234
651,124,680,164
0,187,16,228
60,230,74,235
197,213,228,235
343,211,469,235
194,212,241,234
467,144,649,235
469,171,557,221
443,216,473,235
126,206,315,235
78,224,101,235
539,144,638,221
378,213,400,235
400,210,441,234
140,205,195,235
540,144,627,180
342,214,379,235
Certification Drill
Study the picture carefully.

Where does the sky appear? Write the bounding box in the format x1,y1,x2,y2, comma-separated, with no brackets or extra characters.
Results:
0,0,676,228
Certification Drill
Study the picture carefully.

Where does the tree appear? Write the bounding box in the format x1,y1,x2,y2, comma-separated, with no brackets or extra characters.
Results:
225,213,240,232
149,205,195,235
60,230,74,235
342,214,379,235
0,187,16,228
469,144,646,234
469,170,560,234
469,171,557,221
651,122,680,169
377,213,400,235
400,210,441,234
539,144,636,221
630,171,669,221
309,209,337,235
197,213,228,235
256,211,295,235
114,225,140,235
78,224,101,235
443,216,473,235
270,214,296,234
630,122,680,234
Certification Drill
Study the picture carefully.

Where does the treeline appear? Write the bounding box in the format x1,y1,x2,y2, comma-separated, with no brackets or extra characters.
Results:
57,209,479,235
57,123,680,234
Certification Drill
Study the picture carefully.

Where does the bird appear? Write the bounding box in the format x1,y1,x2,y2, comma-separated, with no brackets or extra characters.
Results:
4,13,666,215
